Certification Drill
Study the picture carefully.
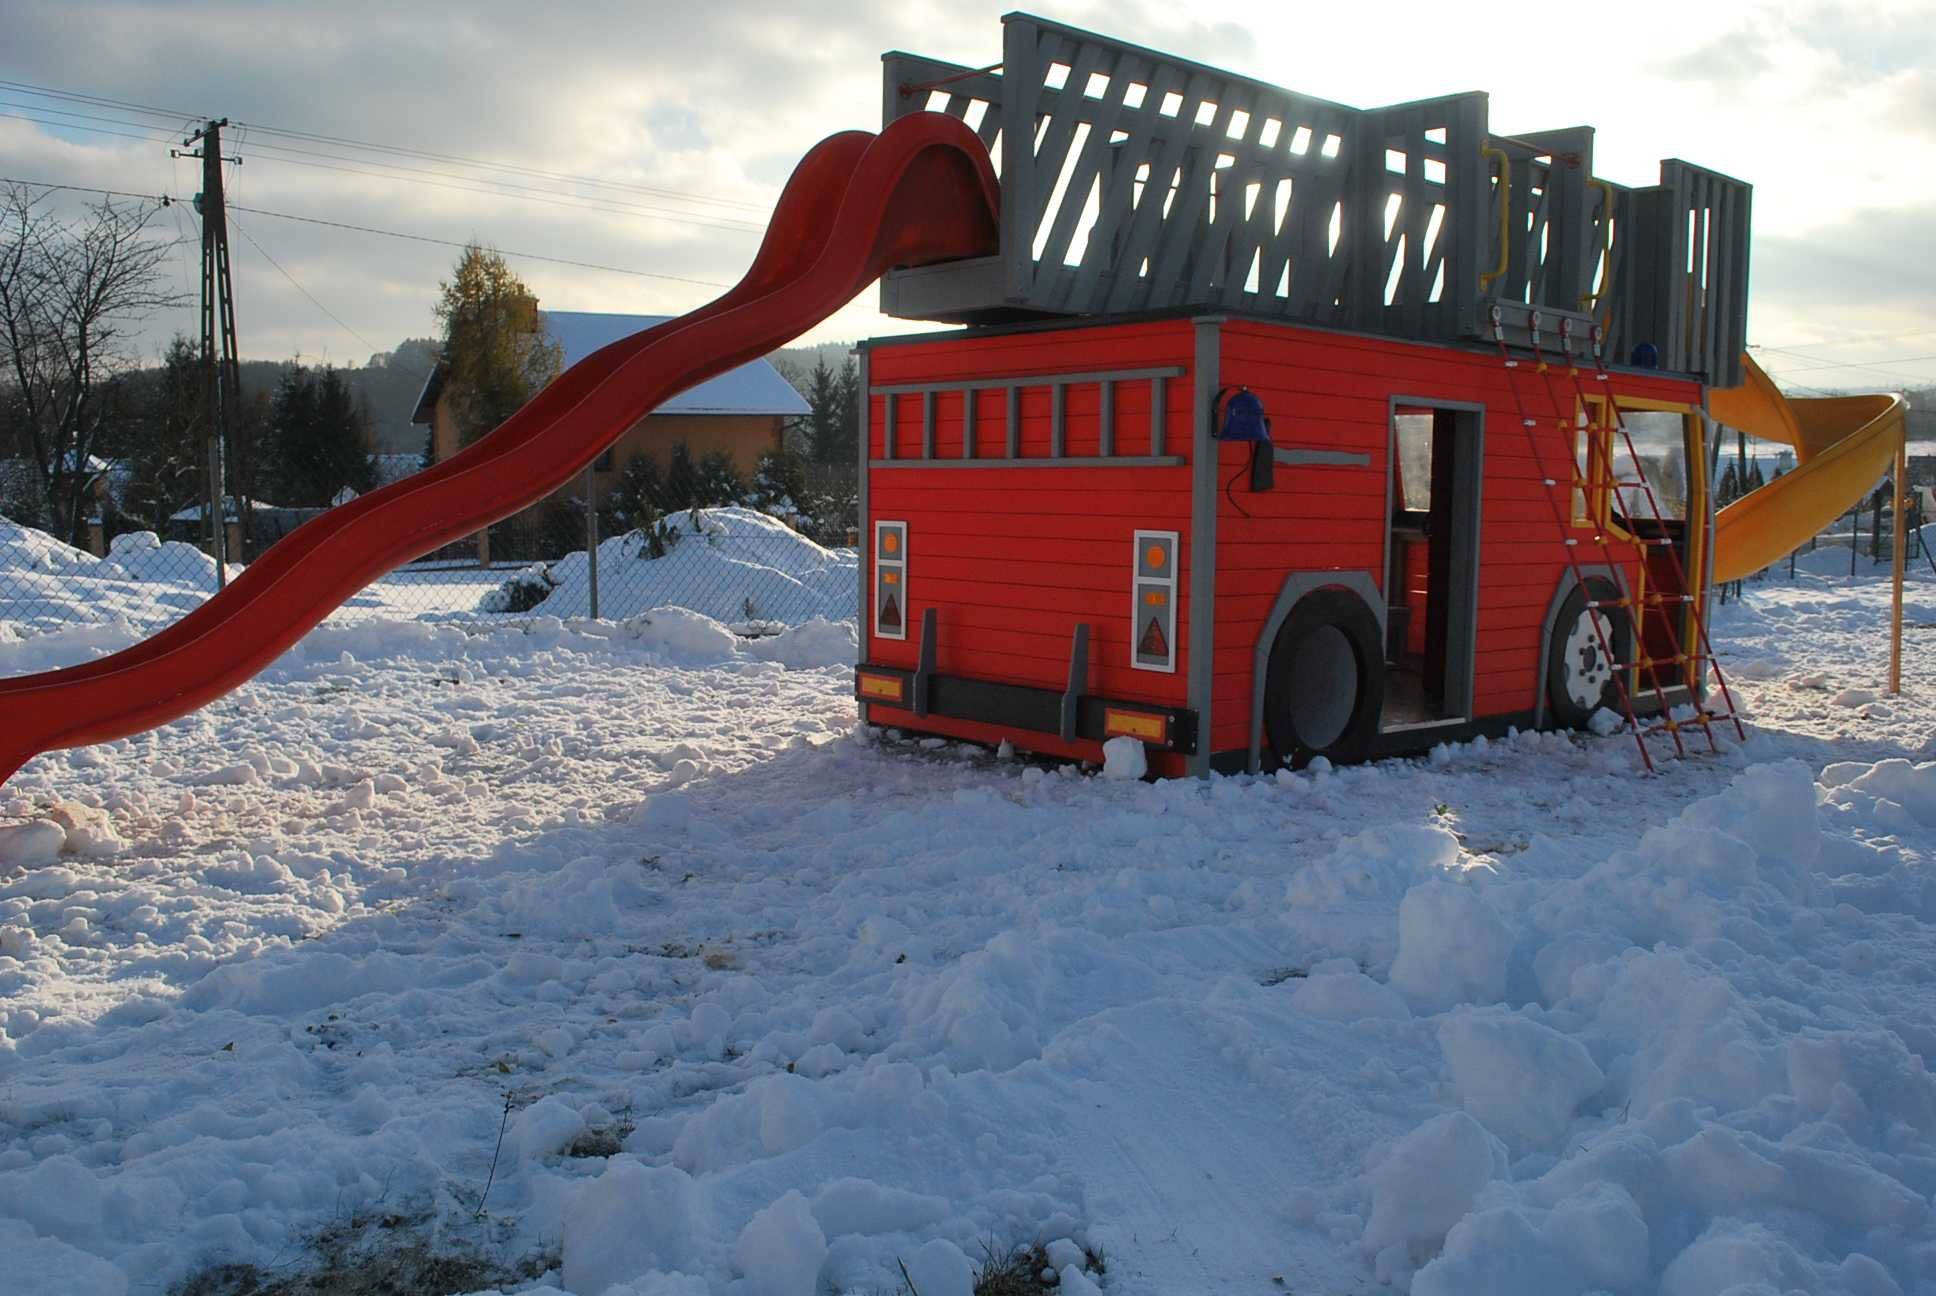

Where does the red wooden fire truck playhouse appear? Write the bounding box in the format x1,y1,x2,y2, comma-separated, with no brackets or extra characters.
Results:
852,15,1751,778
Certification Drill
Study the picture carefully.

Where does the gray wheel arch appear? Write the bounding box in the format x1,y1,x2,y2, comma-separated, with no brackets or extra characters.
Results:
1534,565,1631,729
1245,570,1384,773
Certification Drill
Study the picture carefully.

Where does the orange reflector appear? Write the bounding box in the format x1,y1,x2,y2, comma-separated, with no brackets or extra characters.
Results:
857,672,906,702
1103,708,1167,743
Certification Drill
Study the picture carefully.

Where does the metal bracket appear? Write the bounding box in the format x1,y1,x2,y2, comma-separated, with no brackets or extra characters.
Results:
1061,622,1090,742
914,607,938,717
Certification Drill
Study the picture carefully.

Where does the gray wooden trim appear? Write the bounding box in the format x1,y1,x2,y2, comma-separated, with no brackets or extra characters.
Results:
1187,318,1221,777
1005,386,1020,457
1532,563,1629,729
1275,447,1371,468
1061,622,1090,742
1051,382,1066,458
855,347,870,638
882,391,896,461
962,387,976,458
1245,570,1385,773
914,607,938,717
1099,380,1115,457
921,390,935,459
870,455,1186,469
868,366,1185,396
1151,375,1167,456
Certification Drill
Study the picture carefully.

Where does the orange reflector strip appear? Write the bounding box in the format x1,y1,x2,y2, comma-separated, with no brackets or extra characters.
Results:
857,672,906,701
1103,708,1167,742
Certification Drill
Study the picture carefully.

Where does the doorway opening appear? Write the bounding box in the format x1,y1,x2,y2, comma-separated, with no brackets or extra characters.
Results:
1381,402,1481,731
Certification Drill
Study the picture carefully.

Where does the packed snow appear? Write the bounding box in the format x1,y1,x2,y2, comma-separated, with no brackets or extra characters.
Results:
481,507,860,629
1,523,1935,1294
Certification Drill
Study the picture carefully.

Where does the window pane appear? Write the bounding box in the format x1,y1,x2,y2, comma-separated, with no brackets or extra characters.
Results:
1612,410,1688,522
1394,413,1432,511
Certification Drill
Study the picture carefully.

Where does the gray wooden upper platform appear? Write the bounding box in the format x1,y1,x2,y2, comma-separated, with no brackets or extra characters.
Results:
880,13,1749,388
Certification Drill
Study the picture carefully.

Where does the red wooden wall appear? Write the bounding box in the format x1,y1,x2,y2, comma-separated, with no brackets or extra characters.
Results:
861,320,1198,772
1218,320,1700,754
862,314,1703,768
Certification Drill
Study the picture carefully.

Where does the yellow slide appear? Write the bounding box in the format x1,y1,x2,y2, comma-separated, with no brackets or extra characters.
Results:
1709,353,1909,583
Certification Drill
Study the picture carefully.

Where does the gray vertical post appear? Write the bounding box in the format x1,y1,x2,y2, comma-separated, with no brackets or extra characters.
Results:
1187,318,1223,777
1006,385,1020,457
855,347,871,634
962,388,976,459
1151,375,1167,456
1051,383,1066,458
922,390,935,459
585,464,600,620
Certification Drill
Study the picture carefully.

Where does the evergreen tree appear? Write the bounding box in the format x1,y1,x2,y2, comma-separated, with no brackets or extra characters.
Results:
121,334,205,531
433,245,561,447
264,363,375,506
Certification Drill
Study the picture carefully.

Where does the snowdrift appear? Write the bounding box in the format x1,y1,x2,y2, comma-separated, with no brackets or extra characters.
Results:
0,518,225,638
481,506,858,628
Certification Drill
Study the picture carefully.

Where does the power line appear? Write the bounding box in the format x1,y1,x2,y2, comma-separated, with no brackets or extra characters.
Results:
1750,325,1936,353
1759,349,1936,380
0,176,734,288
3,97,768,234
0,77,202,123
234,119,770,214
226,202,732,289
0,177,173,206
4,78,769,217
0,97,187,141
229,212,379,352
0,108,179,146
234,140,767,234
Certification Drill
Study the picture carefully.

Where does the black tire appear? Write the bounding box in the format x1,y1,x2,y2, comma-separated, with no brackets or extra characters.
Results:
1544,577,1634,729
1263,588,1385,769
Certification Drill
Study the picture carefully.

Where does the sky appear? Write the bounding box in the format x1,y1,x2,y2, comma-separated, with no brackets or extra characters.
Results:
2,0,1932,399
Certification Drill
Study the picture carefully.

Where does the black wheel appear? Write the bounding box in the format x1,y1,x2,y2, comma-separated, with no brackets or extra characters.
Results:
1263,588,1385,769
1544,577,1634,728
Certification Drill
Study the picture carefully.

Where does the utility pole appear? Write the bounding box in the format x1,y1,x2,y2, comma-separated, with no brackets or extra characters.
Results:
176,119,243,587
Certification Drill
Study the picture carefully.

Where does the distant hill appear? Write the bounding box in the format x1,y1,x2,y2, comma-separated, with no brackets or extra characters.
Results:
773,341,856,384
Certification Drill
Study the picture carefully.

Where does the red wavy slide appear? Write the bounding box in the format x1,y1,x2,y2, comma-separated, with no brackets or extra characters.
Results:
0,113,999,787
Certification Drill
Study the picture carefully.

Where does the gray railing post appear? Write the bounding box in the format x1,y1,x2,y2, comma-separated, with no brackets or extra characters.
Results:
585,464,600,620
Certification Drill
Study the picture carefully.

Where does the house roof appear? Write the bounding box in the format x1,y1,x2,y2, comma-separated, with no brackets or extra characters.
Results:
409,310,809,425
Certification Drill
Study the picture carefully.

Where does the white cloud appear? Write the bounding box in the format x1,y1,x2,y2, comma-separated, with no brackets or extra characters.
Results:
2,0,1929,387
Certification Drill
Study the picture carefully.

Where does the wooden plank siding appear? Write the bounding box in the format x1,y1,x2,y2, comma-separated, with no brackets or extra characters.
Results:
863,320,1199,753
1212,319,1700,753
863,312,1700,770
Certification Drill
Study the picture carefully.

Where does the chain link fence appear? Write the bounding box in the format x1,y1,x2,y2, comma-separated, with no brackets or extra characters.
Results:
0,461,861,676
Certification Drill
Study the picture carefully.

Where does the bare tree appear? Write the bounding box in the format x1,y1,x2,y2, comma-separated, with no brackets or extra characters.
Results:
0,184,184,542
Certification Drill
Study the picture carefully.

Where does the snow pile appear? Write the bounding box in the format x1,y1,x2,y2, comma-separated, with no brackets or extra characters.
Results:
1361,758,1936,1293
484,507,858,628
0,516,224,640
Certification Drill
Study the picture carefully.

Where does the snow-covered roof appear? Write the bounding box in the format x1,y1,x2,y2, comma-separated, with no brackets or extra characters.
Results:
170,496,285,522
408,311,809,424
539,311,808,416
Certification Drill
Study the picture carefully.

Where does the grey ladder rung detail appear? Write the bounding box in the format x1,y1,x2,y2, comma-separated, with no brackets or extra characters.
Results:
1099,379,1115,458
868,365,1185,396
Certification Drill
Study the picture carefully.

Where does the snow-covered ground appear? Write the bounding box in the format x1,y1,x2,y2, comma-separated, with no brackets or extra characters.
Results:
0,508,858,649
485,508,860,628
1,551,1934,1296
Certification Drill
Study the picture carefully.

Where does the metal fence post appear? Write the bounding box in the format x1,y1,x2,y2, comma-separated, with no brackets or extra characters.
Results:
585,464,599,620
